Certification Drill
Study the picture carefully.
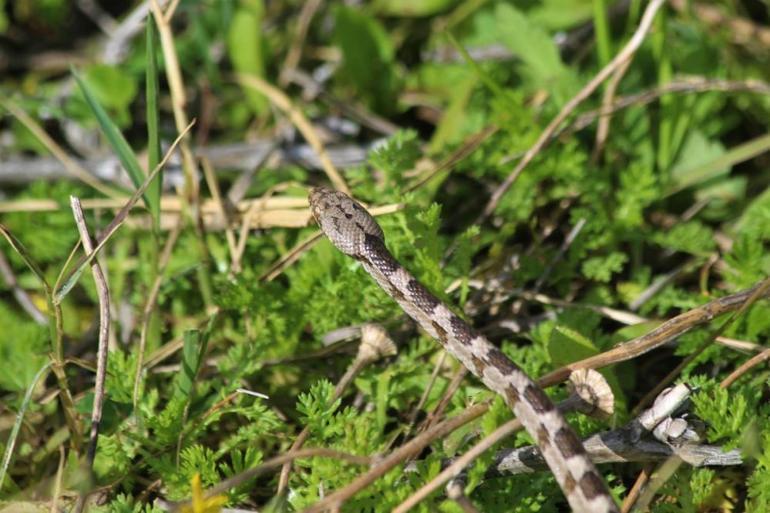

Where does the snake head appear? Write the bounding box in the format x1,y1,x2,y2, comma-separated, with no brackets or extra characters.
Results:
308,187,385,257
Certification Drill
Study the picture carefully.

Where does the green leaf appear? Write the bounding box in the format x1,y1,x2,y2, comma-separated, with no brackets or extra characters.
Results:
72,69,148,204
0,361,51,493
369,129,421,179
82,64,137,126
581,252,628,283
548,325,599,367
692,385,753,445
373,0,454,17
724,234,770,289
0,303,49,392
668,131,770,197
177,330,205,401
668,130,726,194
227,1,267,115
334,5,398,113
653,221,716,256
493,3,575,103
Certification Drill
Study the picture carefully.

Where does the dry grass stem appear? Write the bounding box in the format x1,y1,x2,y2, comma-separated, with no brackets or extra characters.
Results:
237,73,350,194
69,197,111,468
538,282,770,388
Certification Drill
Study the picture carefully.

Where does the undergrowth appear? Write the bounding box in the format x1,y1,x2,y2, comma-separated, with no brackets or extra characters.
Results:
1,1,770,513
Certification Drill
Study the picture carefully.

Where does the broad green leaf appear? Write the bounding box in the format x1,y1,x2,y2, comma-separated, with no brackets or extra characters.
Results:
334,5,398,113
82,64,137,127
668,130,726,194
374,0,455,17
668,131,770,197
227,1,267,115
548,325,599,367
429,73,477,151
529,0,594,30
493,3,576,103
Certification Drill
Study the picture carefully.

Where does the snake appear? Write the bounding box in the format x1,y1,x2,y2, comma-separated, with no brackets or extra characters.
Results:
308,186,618,513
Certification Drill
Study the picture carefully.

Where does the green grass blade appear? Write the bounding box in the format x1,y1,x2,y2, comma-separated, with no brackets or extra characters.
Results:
592,0,611,67
72,68,149,206
53,120,193,304
177,330,204,400
0,224,52,295
0,362,52,491
145,17,162,230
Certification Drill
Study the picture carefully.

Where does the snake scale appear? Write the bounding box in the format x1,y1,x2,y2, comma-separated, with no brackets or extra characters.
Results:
309,187,618,513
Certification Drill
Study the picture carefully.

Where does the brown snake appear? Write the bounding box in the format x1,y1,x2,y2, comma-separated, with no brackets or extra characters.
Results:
309,187,618,513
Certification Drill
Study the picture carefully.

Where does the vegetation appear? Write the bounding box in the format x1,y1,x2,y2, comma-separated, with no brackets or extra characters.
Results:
1,1,770,512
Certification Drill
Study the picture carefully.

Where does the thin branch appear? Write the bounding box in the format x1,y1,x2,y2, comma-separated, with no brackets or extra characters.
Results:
393,417,521,513
621,464,653,513
571,77,770,133
591,56,632,164
631,278,770,414
54,121,193,304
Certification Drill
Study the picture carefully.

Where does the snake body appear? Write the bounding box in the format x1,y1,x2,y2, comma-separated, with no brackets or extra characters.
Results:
309,187,618,513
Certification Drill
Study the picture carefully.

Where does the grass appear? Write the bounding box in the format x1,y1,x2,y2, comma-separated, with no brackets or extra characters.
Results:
1,1,770,512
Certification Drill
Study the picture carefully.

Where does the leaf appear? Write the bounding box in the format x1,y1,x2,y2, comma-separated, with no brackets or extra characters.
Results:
369,129,421,178
373,0,455,17
334,5,397,113
0,303,49,392
0,223,51,293
653,221,716,256
493,3,575,103
82,64,137,126
72,69,148,203
227,1,267,115
581,252,628,283
176,330,205,401
548,325,599,367
667,130,726,195
0,361,51,491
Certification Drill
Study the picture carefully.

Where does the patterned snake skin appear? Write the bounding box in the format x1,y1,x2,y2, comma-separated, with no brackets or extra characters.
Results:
309,187,618,513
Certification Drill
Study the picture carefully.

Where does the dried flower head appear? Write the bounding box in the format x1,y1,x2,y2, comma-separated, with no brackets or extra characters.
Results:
568,368,614,419
357,323,397,364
